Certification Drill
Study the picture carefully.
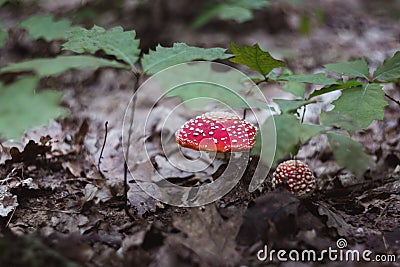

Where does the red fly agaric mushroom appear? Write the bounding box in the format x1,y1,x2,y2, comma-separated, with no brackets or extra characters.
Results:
175,111,257,155
272,160,316,198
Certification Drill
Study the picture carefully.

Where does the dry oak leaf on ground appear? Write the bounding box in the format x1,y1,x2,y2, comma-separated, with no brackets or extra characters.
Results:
167,204,241,267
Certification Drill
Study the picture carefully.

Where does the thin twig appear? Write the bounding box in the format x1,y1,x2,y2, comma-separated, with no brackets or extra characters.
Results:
23,206,81,214
5,208,17,228
243,77,268,119
385,93,400,107
97,121,109,177
301,105,307,123
255,78,268,85
123,72,141,221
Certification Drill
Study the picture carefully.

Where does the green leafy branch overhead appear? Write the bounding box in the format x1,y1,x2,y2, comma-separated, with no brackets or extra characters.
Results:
0,15,231,139
0,78,68,139
228,43,399,178
0,14,399,180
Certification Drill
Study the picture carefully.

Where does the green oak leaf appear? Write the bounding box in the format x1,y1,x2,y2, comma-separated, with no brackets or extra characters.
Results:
299,123,325,143
373,51,400,82
19,15,78,41
282,82,306,98
166,83,269,110
324,58,369,79
280,73,337,85
63,25,140,69
152,62,268,110
229,43,285,77
309,79,363,99
331,84,388,128
327,132,370,178
0,55,127,77
141,43,231,74
320,111,362,134
274,99,315,113
276,68,306,98
0,77,68,140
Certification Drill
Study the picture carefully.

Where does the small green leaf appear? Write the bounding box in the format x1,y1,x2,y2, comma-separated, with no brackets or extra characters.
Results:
309,79,362,99
229,43,285,77
320,111,362,134
166,83,269,109
274,99,315,113
276,68,306,98
373,51,400,82
19,15,78,41
299,123,325,143
0,55,127,77
192,6,220,28
233,0,270,9
259,114,324,164
216,5,253,22
249,76,265,84
282,82,306,98
261,114,297,164
280,73,337,85
192,0,269,28
141,43,231,74
267,70,281,81
327,132,370,178
194,5,252,28
0,77,69,140
324,58,369,79
63,25,140,69
152,62,268,110
331,84,388,128
0,0,6,6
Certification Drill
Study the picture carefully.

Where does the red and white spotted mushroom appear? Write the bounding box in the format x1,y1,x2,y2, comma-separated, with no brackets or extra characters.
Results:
272,160,316,198
175,111,257,154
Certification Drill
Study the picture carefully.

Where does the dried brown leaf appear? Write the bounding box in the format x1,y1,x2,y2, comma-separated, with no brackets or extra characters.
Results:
168,204,241,267
6,140,51,165
317,201,357,237
236,191,300,245
0,186,18,217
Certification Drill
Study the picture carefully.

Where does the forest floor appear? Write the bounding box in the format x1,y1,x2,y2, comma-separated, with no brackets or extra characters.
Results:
0,0,400,266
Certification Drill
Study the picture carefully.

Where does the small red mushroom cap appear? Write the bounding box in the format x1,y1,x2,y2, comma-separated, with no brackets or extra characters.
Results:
272,160,316,198
175,111,257,152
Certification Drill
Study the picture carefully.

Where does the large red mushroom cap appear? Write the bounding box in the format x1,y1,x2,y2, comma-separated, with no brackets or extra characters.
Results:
175,111,257,152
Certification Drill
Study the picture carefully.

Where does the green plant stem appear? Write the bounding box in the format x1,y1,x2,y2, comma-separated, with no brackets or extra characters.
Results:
385,93,400,107
123,71,141,221
244,76,269,119
301,105,306,123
